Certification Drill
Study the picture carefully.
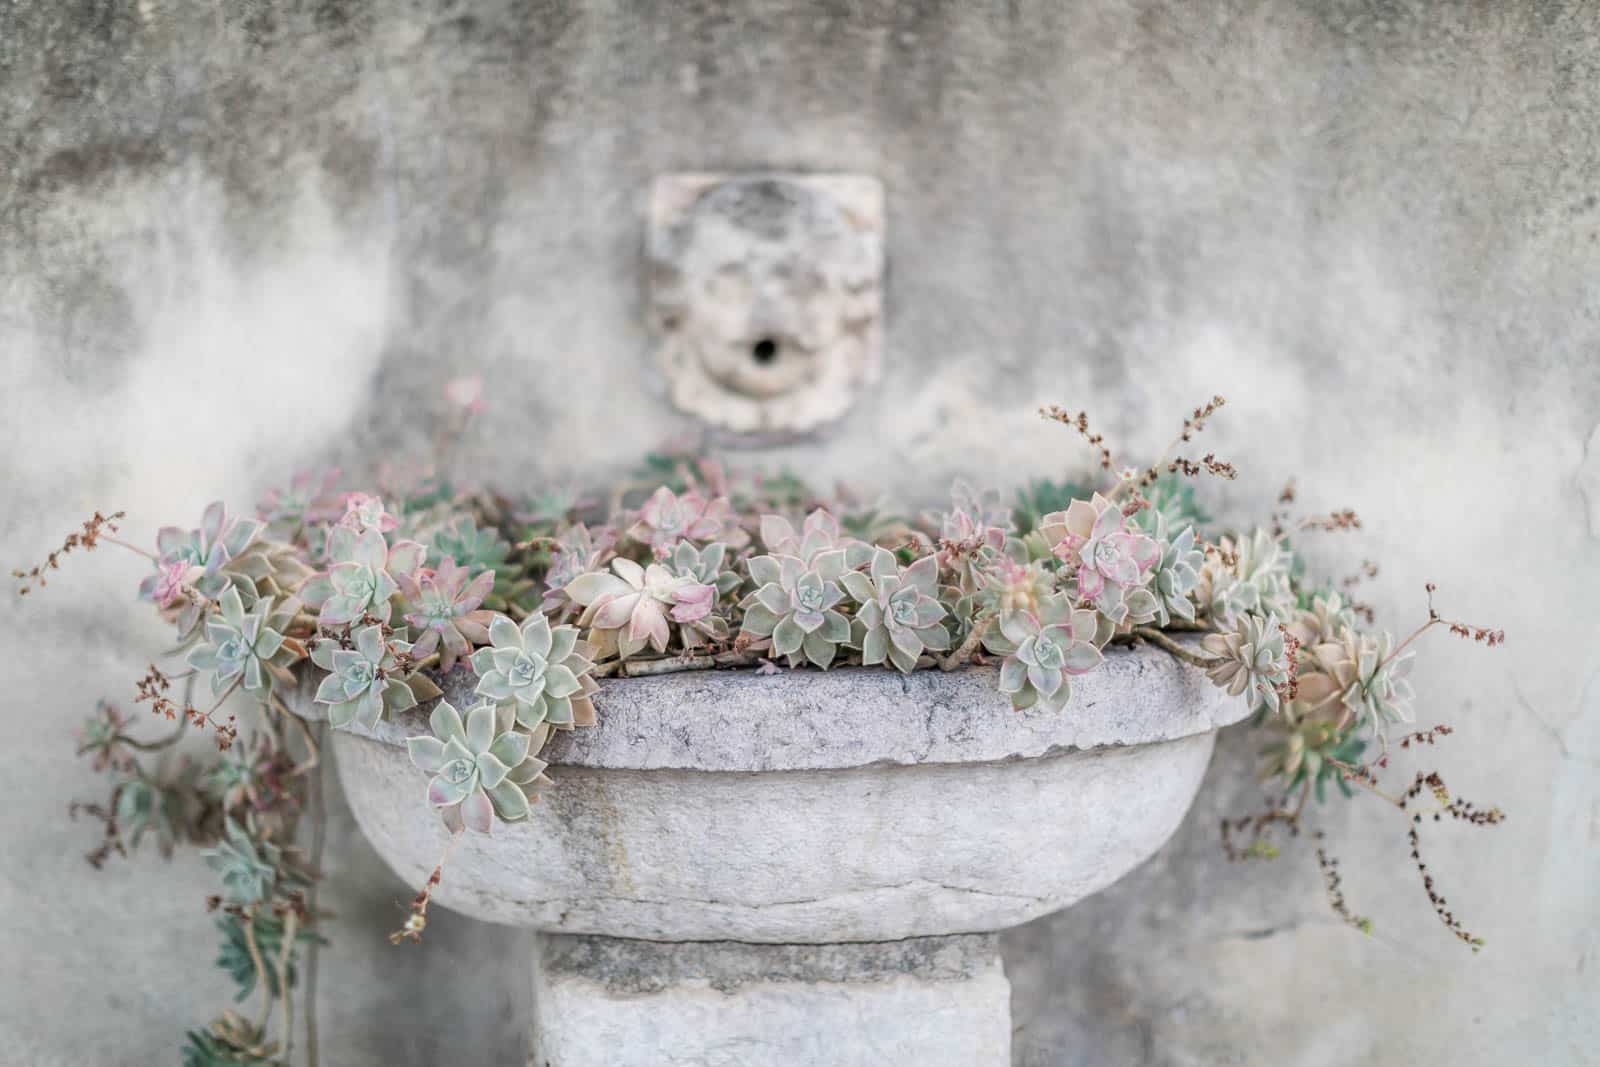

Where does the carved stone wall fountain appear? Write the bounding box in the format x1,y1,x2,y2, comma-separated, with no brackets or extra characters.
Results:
289,175,1249,1065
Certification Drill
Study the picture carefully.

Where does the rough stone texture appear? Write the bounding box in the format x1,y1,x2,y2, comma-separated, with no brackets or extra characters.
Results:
331,668,1227,940
4,2,1598,1064
530,933,1011,1067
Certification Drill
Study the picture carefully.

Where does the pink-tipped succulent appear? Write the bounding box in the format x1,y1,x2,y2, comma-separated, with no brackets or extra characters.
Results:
256,468,343,533
406,700,552,834
626,486,739,551
300,526,425,627
400,557,497,671
1040,494,1159,624
758,508,872,570
931,482,1014,593
336,493,400,534
541,524,616,621
982,594,1105,712
564,558,713,659
146,501,264,602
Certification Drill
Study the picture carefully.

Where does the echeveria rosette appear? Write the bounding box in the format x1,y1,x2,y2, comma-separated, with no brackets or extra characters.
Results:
203,818,291,906
335,492,400,533
1304,628,1416,733
1288,589,1358,647
407,700,553,833
300,526,424,627
540,523,616,622
565,559,711,660
982,595,1105,712
1200,529,1296,627
1148,514,1204,627
842,549,951,673
739,552,852,668
1040,494,1160,625
626,486,739,550
757,509,873,571
470,612,599,730
1202,611,1292,716
309,624,419,730
428,514,511,577
976,557,1057,619
257,467,343,535
667,540,744,598
932,481,1018,594
144,501,264,602
399,557,496,671
186,586,292,696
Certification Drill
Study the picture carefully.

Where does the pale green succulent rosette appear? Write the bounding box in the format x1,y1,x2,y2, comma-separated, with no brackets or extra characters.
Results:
1202,611,1291,716
843,548,951,674
470,612,598,730
984,595,1104,712
309,623,418,730
186,586,289,695
739,550,852,668
406,700,552,834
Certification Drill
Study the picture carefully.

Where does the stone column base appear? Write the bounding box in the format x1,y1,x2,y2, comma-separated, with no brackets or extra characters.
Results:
530,933,1012,1066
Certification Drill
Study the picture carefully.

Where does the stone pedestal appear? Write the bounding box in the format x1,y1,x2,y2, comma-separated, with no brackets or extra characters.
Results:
530,934,1010,1067
322,648,1246,1064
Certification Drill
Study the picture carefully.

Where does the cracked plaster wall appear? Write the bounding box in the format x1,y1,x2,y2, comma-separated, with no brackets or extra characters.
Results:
2,2,1597,1064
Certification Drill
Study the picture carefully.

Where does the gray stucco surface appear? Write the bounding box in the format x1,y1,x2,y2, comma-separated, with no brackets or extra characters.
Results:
2,2,1597,1064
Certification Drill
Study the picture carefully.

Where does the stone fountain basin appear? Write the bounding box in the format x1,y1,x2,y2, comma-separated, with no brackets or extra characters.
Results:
326,646,1246,943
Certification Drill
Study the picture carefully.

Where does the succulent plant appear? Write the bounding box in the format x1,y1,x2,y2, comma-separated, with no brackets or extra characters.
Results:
1130,473,1211,536
300,526,424,627
1039,494,1160,624
470,612,599,729
931,482,1017,593
1304,628,1416,731
540,523,616,621
1148,515,1204,626
256,468,343,535
838,549,950,673
758,508,872,570
77,700,134,773
1258,720,1367,800
335,492,399,533
976,556,1058,619
1200,528,1295,626
146,502,265,602
428,513,510,575
565,558,712,659
205,733,287,814
407,700,553,833
739,552,853,668
1288,589,1358,647
183,1011,281,1067
309,624,419,730
1203,611,1292,715
203,818,287,906
516,484,588,528
627,485,739,550
983,595,1105,712
1012,478,1096,536
666,539,743,598
214,910,321,1002
399,557,496,671
186,588,296,695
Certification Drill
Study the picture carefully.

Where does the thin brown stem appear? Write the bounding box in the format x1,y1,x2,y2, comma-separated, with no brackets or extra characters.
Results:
1129,626,1220,670
941,615,993,671
276,908,297,1063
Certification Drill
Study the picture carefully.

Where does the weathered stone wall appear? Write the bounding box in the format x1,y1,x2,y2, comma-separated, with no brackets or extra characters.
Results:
2,2,1596,1064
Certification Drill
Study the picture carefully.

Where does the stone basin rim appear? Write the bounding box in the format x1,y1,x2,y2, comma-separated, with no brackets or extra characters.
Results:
309,643,1246,773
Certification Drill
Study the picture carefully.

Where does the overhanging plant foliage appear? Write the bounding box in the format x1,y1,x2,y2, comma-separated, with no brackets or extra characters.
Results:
17,393,1505,1065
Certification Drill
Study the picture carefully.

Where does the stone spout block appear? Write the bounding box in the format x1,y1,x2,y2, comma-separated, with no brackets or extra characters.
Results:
648,173,885,436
